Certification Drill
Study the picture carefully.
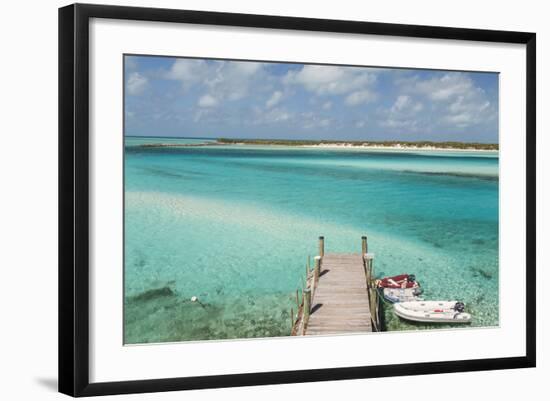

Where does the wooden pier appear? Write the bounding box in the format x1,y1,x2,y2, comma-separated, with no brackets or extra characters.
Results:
291,236,380,336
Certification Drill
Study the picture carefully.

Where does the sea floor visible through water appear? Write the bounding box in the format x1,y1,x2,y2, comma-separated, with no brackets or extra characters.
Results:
124,137,499,344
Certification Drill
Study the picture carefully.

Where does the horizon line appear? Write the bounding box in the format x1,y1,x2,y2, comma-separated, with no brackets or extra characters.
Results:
124,134,498,145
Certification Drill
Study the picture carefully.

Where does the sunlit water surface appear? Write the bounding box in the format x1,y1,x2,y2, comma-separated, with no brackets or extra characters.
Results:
124,137,499,343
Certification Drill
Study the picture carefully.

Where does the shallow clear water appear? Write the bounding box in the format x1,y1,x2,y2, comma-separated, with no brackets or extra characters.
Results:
125,136,215,146
124,136,499,343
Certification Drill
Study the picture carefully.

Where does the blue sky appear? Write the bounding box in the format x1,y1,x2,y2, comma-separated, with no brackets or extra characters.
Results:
125,55,499,143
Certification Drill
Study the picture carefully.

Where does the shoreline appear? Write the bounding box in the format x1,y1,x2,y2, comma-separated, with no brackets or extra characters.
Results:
262,143,497,152
126,136,498,152
221,142,499,153
216,138,498,151
133,141,498,153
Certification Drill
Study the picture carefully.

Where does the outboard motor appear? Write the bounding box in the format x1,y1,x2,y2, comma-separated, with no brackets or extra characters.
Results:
453,302,465,313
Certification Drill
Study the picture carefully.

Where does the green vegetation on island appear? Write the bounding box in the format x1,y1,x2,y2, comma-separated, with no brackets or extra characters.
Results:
217,138,498,151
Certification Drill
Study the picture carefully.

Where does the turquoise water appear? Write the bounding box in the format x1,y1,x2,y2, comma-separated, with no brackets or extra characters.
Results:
124,136,215,146
124,136,499,344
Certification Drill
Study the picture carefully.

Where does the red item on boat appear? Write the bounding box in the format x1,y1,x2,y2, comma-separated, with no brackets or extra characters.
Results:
378,274,417,289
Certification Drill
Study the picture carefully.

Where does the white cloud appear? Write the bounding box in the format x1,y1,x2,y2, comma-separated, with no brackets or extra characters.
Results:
231,62,263,76
390,95,423,113
193,109,210,122
130,56,496,139
413,103,424,112
126,72,148,95
420,74,474,101
273,110,291,122
198,94,218,108
445,113,473,125
441,95,493,127
377,94,425,131
165,59,208,85
284,65,376,96
392,73,497,131
247,106,292,126
266,91,283,108
125,57,138,71
398,73,476,101
392,95,410,111
380,118,419,130
345,90,375,106
212,61,265,101
165,59,266,101
301,112,332,130
319,118,331,128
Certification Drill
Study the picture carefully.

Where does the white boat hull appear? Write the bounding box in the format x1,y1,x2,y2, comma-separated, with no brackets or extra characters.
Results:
394,301,472,323
383,287,422,303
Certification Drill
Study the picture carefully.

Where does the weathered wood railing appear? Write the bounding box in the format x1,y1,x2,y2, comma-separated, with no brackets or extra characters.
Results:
290,236,380,336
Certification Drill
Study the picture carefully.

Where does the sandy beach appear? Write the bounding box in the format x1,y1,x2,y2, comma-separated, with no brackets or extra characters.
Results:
296,143,499,152
220,141,498,153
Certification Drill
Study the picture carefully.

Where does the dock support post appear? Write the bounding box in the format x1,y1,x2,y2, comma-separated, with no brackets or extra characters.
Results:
362,236,368,255
313,256,321,284
303,288,311,334
363,252,378,331
364,253,375,285
319,236,325,257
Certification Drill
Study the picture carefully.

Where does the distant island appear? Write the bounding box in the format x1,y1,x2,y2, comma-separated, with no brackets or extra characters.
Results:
217,138,499,151
131,137,498,151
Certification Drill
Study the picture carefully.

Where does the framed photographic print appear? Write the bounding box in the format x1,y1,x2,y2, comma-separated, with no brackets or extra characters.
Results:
58,3,536,397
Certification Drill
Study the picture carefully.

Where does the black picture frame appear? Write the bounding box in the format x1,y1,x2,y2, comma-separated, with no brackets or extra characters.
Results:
59,3,536,397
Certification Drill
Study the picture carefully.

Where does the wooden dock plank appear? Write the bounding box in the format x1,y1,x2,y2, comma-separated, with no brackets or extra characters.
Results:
305,253,372,335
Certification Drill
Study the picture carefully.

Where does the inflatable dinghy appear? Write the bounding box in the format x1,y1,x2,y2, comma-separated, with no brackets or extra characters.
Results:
393,301,471,323
382,287,423,303
377,274,419,289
